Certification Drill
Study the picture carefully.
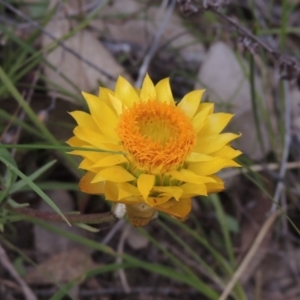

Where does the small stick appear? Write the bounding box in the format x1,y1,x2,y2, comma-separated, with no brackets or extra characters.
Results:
219,210,280,300
0,243,38,300
7,207,116,225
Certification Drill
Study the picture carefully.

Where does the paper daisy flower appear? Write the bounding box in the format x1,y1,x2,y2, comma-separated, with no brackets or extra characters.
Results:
67,75,241,227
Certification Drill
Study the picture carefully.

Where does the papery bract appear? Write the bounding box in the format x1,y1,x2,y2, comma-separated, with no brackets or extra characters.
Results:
67,75,241,226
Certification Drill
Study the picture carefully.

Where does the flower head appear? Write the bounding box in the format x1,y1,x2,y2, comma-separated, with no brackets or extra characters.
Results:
67,74,241,226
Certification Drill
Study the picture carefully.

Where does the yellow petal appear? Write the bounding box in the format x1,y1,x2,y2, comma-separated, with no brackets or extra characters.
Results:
117,185,134,200
73,126,114,149
206,175,224,193
194,133,241,154
156,198,192,219
98,123,119,142
91,154,128,168
115,76,140,107
79,158,94,170
135,88,141,96
98,86,113,99
195,102,214,115
145,195,172,206
137,174,155,200
108,94,123,115
68,150,109,161
178,90,205,118
116,196,143,204
82,91,119,139
155,78,174,104
117,182,140,200
188,158,240,176
102,143,124,152
79,172,105,194
104,181,118,201
69,111,98,131
66,136,85,147
185,152,214,162
98,87,114,108
181,183,207,197
82,91,101,115
92,166,136,183
199,113,233,135
169,169,216,184
153,186,182,201
140,74,156,102
211,145,242,159
192,103,215,132
74,126,121,151
98,86,114,105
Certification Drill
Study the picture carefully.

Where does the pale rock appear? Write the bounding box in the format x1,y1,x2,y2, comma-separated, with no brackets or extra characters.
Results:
93,0,204,63
24,248,97,284
196,42,271,161
126,226,149,250
42,18,127,103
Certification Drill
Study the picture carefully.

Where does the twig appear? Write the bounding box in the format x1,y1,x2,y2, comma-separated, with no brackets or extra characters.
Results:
217,4,300,81
116,225,131,293
219,210,280,300
135,0,177,87
221,161,300,179
0,243,37,300
101,219,126,245
7,206,116,225
177,0,300,82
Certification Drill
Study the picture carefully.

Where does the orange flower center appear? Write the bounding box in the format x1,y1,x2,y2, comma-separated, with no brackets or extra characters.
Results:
117,100,196,172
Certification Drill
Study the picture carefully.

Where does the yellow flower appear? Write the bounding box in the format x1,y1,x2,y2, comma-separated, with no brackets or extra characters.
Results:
67,74,241,227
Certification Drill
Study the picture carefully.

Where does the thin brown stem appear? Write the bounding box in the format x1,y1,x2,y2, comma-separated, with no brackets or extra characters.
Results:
8,207,116,225
0,243,37,300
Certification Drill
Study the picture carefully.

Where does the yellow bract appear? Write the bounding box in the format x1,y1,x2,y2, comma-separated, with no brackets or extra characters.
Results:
67,74,241,226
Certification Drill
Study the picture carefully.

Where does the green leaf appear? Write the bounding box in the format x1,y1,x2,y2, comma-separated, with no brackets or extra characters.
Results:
7,198,29,208
10,159,57,194
0,147,18,205
0,155,70,226
0,143,123,154
13,256,26,276
210,194,235,267
226,214,239,233
75,223,100,232
29,218,220,299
